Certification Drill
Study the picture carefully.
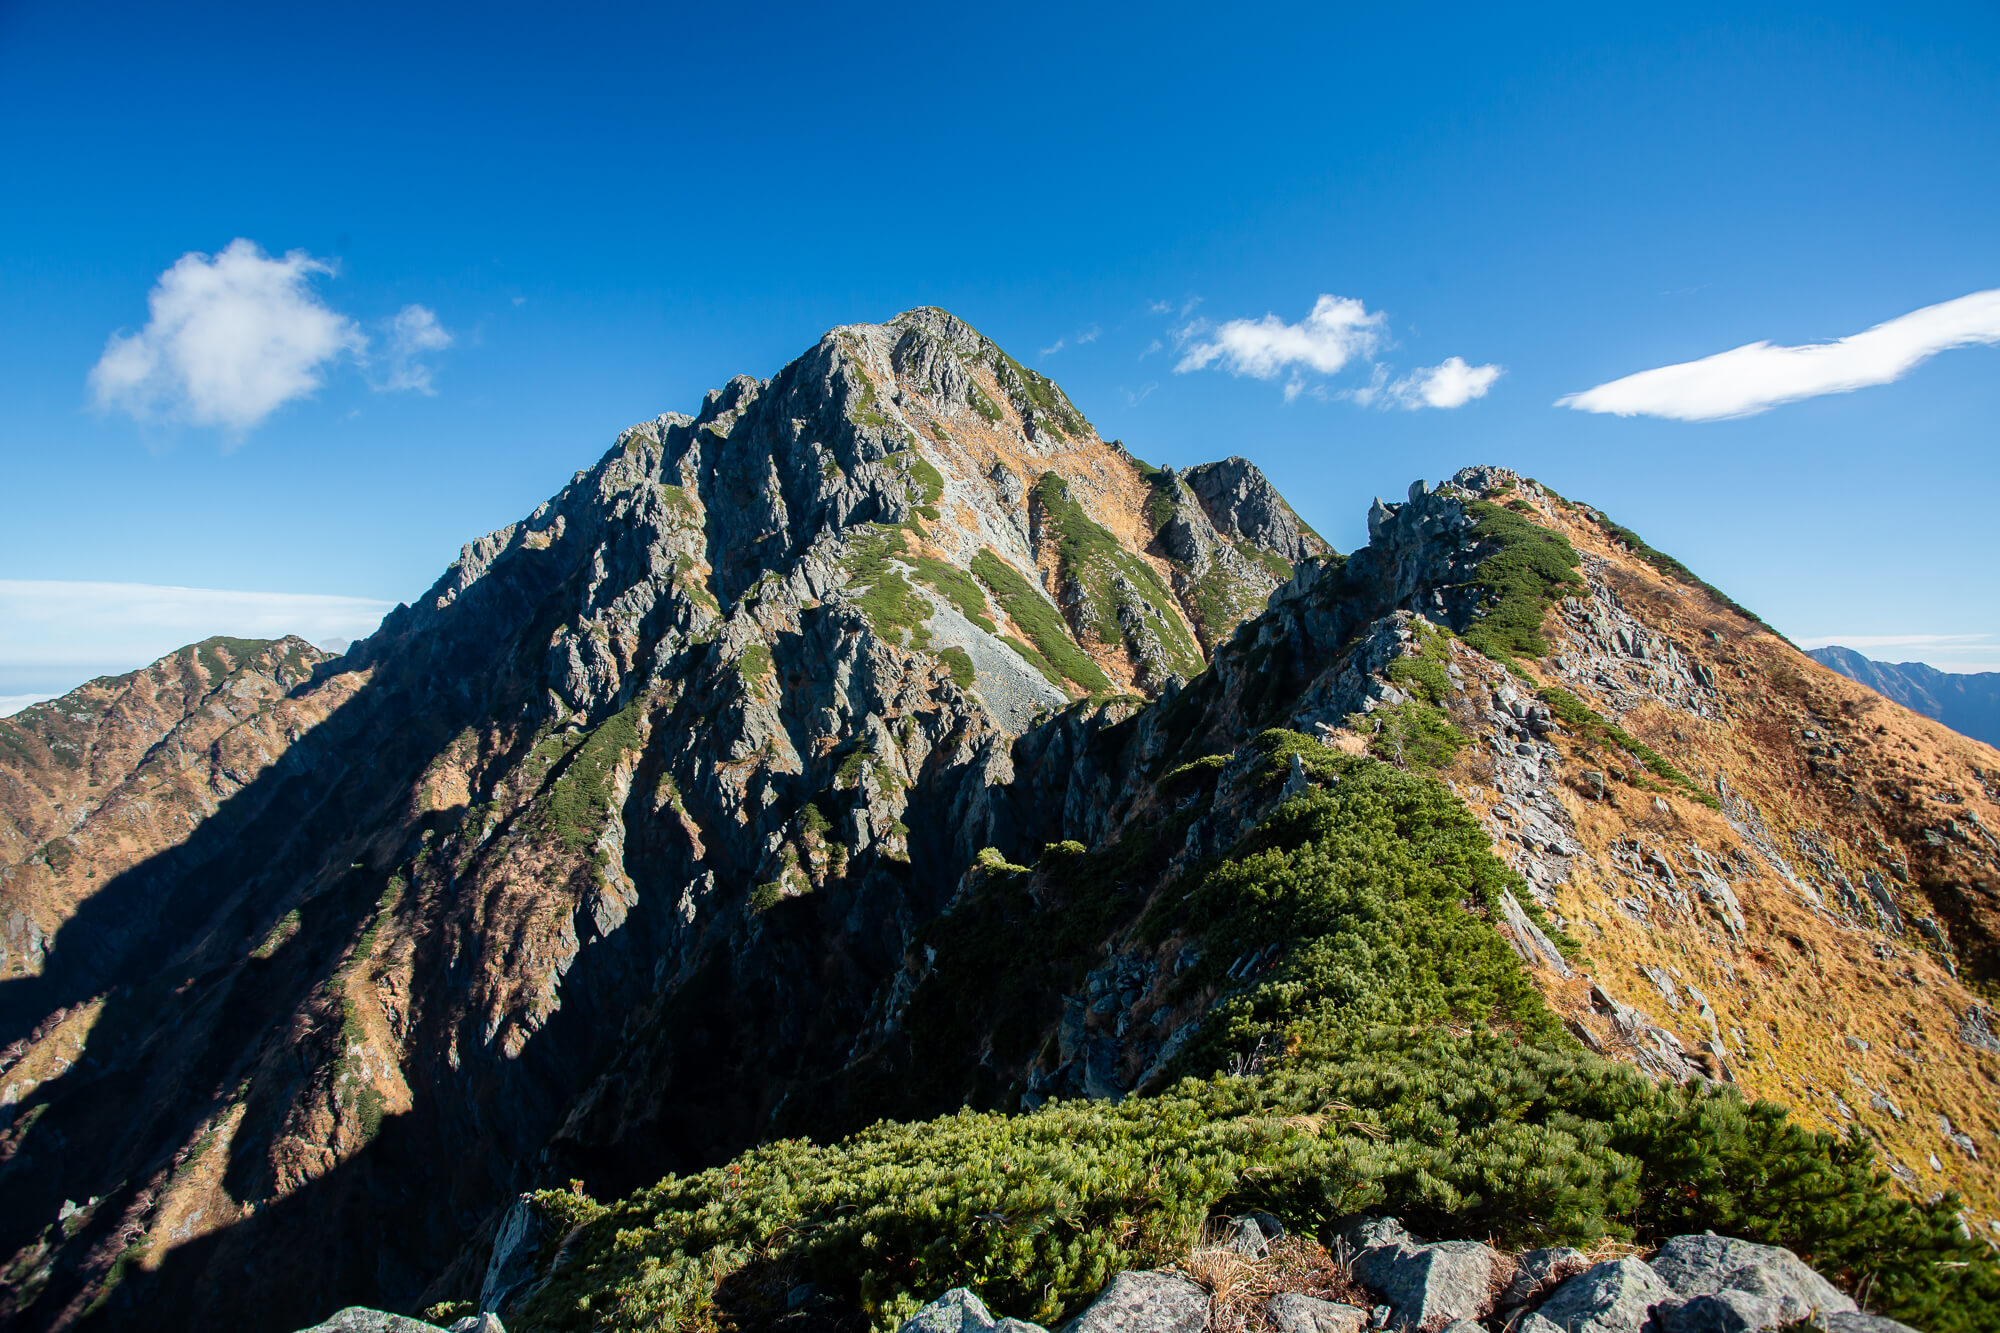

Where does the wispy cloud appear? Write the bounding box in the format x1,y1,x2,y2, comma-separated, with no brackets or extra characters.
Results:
0,580,392,700
1124,382,1158,406
378,304,452,393
1171,293,1499,409
89,239,450,433
1040,323,1104,358
1558,288,2000,421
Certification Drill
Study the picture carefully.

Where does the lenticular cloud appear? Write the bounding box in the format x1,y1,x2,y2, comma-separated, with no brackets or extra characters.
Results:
1557,288,2000,421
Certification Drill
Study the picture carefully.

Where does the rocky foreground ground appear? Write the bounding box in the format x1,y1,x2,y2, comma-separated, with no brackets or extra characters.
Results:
300,1212,1917,1333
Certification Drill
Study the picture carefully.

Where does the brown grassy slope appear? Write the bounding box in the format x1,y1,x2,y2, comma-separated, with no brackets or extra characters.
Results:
1445,485,2000,1236
0,637,353,983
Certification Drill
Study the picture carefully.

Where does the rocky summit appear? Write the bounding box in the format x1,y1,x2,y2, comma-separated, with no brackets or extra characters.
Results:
2,311,1998,1333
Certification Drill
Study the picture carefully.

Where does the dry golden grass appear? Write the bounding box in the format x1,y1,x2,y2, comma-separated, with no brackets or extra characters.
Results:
1461,488,2000,1233
1174,1227,1370,1333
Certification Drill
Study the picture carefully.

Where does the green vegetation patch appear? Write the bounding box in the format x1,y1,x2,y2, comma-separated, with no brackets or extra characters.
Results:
905,455,946,506
847,361,891,429
736,643,775,699
1349,699,1466,770
1458,500,1587,662
1235,539,1296,586
1033,474,1205,677
547,700,644,852
854,569,934,649
970,549,1111,695
193,635,273,681
937,646,976,689
526,739,1999,1333
1537,686,1719,809
845,526,934,649
995,353,1089,439
912,557,997,633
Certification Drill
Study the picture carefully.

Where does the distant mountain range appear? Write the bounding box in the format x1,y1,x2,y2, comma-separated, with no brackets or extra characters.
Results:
1810,645,2000,749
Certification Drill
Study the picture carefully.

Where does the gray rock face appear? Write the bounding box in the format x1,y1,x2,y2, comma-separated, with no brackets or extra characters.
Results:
1353,1238,1499,1329
1647,1234,1854,1319
293,1311,445,1333
1338,1215,1416,1254
1182,457,1316,564
1264,1293,1367,1333
1064,1270,1209,1333
1532,1257,1678,1333
900,1288,1006,1333
478,1194,543,1313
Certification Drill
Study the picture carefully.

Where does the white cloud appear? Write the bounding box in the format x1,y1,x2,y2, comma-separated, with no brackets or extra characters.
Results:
1075,324,1101,345
89,239,452,432
1040,337,1066,357
1557,288,2000,421
90,240,366,431
1172,294,1499,409
0,580,392,699
379,304,452,394
0,694,58,718
1176,295,1384,378
1351,356,1504,410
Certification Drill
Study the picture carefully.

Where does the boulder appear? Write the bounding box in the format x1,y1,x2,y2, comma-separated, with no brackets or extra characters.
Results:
1532,1257,1678,1333
1647,1234,1854,1326
1498,1246,1589,1308
1263,1292,1368,1333
1337,1216,1415,1255
448,1318,506,1333
1064,1271,1208,1333
1220,1214,1274,1258
1354,1239,1498,1329
293,1311,445,1333
903,1289,1003,1333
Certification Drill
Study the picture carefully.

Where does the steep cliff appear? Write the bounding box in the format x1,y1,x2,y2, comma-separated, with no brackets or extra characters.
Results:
495,468,2000,1333
0,310,1323,1332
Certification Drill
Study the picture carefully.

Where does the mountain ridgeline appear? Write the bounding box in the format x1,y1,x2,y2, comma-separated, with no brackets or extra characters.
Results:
1,310,1998,1333
1811,646,2000,750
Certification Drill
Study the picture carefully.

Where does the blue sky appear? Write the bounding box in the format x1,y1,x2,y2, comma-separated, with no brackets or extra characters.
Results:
3,1,1997,708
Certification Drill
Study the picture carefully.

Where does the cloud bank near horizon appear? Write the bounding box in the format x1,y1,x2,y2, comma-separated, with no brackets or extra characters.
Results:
0,580,392,704
1558,288,2000,421
1172,294,1499,409
89,239,450,432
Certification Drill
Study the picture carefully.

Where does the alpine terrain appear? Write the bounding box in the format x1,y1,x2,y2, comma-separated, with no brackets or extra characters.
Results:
1810,647,2000,751
2,310,1997,1333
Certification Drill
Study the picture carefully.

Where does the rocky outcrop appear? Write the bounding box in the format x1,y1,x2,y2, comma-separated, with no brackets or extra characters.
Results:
7,349,1999,1333
0,311,1328,1333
